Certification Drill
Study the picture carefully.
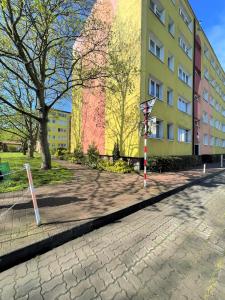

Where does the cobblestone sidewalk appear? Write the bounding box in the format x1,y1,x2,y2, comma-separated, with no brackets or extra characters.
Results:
0,160,224,258
1,172,225,299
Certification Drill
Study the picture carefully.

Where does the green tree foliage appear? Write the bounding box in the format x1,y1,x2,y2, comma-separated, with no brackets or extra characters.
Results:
0,0,108,169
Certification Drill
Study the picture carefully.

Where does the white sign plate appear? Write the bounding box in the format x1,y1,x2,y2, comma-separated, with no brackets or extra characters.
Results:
140,98,156,112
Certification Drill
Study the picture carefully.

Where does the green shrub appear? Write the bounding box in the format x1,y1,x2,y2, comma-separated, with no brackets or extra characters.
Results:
148,155,202,173
112,143,120,162
98,159,133,173
87,143,99,168
55,147,68,160
73,146,84,164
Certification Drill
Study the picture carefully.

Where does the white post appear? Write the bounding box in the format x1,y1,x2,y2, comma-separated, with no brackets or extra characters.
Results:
221,154,223,168
203,163,206,174
24,163,41,226
144,102,148,188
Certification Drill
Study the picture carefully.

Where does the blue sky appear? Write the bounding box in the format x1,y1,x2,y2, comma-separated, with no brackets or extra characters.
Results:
189,0,225,69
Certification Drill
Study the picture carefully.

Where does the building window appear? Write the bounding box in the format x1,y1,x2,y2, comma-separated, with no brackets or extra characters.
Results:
222,124,225,132
149,35,164,61
150,119,163,139
178,128,191,143
209,97,215,107
215,138,221,147
167,89,173,105
149,78,163,100
178,97,191,114
210,136,214,146
211,58,216,69
204,46,210,60
222,140,225,148
202,89,209,102
204,69,209,80
202,112,208,124
215,120,219,130
167,123,174,140
168,55,174,71
168,17,175,36
203,134,208,145
179,5,193,31
210,117,214,127
150,0,165,23
178,36,192,58
215,102,220,112
178,66,192,86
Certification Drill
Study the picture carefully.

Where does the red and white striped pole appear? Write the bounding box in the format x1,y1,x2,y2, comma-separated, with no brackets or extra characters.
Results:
144,102,148,188
24,163,41,226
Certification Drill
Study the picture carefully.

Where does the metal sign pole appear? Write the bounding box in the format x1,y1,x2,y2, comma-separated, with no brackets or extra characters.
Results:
144,102,148,188
140,97,156,188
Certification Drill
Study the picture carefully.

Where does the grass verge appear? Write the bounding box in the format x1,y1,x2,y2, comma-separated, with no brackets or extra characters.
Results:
0,153,73,193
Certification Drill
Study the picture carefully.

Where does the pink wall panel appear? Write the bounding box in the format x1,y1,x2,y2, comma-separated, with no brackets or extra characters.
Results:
82,87,105,154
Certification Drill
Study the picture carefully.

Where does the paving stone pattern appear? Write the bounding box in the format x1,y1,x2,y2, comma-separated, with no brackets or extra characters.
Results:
0,160,223,257
1,173,225,299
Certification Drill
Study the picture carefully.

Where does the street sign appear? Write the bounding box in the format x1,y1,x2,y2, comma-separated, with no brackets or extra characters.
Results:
140,98,156,112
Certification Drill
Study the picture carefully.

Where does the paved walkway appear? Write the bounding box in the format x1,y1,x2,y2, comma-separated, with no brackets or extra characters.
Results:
0,160,224,257
1,172,225,299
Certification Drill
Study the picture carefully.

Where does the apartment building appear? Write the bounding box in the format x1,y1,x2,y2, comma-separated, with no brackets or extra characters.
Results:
194,21,225,155
47,109,71,151
71,0,225,159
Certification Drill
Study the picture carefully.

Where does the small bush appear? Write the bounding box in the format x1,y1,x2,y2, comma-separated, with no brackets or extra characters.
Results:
98,159,133,173
112,143,120,162
55,147,68,160
87,143,99,168
73,146,84,164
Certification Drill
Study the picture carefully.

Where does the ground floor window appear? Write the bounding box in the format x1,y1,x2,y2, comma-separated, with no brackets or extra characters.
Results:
178,128,191,143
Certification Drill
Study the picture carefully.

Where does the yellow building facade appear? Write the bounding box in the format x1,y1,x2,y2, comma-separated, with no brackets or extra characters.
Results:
71,0,225,158
48,109,71,151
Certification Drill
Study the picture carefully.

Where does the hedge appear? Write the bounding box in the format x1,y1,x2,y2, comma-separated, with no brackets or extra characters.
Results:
148,155,202,173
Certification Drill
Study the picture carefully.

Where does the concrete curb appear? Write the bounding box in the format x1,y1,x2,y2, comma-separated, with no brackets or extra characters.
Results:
1,169,225,272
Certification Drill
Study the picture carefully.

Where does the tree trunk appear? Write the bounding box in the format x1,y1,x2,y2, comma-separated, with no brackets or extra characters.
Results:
39,118,51,169
27,139,34,158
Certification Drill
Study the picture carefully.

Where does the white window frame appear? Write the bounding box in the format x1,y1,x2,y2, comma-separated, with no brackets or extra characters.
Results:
178,66,192,87
149,35,164,62
203,134,208,146
150,0,165,23
210,117,214,128
168,17,175,36
167,123,174,140
202,112,208,124
210,136,214,146
149,118,164,139
168,54,174,71
178,97,191,115
167,88,173,106
178,128,191,143
149,77,163,100
179,5,193,31
178,35,192,58
202,89,209,102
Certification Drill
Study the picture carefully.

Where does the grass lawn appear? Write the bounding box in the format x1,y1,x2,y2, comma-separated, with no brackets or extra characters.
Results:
0,152,73,193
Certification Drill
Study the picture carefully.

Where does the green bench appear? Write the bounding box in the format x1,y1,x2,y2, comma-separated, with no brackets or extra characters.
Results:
0,162,10,181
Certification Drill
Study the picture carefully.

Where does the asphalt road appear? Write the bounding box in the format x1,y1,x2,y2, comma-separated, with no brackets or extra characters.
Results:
1,172,225,300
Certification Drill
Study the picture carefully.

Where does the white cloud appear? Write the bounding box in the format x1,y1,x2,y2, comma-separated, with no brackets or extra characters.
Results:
206,13,225,70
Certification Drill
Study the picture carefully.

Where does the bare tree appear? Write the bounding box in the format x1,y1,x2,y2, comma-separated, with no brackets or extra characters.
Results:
0,0,108,169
